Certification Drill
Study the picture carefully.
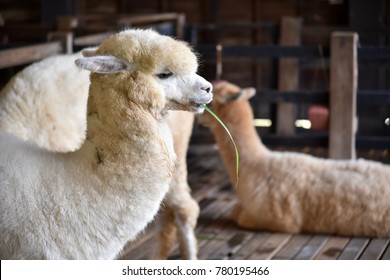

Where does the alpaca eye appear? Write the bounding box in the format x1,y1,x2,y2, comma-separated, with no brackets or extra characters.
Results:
157,72,173,79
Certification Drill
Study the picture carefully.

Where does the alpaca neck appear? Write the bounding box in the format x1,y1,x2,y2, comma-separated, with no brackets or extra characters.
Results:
70,77,173,255
82,75,172,181
211,102,268,183
86,87,136,154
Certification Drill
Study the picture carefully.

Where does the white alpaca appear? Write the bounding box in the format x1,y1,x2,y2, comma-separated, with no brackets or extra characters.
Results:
202,80,390,237
0,50,200,259
0,52,89,152
0,29,212,259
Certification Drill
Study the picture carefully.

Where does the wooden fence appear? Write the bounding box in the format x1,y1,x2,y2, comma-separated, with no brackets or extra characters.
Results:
189,19,390,158
0,13,184,70
0,15,389,159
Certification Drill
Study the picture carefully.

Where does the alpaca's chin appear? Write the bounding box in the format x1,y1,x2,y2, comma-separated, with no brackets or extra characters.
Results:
164,100,206,113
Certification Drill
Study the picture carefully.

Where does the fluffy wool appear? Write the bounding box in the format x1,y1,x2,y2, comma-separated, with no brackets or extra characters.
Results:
0,46,202,259
202,80,390,237
0,52,89,152
0,29,212,259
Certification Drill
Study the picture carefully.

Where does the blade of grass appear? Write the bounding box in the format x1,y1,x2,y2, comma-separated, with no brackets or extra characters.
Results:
201,104,239,187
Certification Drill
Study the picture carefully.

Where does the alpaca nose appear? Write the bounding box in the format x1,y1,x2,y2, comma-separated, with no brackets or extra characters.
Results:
199,82,213,104
201,81,213,94
192,76,213,104
201,86,211,93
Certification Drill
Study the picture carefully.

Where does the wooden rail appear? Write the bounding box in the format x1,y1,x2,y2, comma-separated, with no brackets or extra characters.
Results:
57,13,186,39
193,29,390,154
0,31,74,69
0,41,63,69
253,90,390,104
73,31,114,47
0,12,186,71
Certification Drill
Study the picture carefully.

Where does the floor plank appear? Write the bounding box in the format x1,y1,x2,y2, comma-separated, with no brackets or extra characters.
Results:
380,243,390,260
314,236,350,260
197,202,237,260
272,234,312,260
207,225,255,260
337,237,370,260
293,235,329,260
229,232,271,260
359,238,390,260
246,233,292,260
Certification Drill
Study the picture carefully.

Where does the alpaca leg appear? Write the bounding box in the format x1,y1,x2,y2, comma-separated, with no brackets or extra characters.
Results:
231,203,301,233
152,183,200,259
231,203,263,230
151,204,177,259
163,111,199,259
174,193,200,260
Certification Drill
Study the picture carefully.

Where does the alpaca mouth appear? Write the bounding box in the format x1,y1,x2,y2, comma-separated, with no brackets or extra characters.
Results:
189,101,209,113
191,94,213,105
166,96,212,113
190,94,213,111
190,101,204,109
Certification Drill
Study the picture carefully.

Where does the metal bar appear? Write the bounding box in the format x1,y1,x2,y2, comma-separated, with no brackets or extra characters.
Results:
196,45,330,59
197,45,390,61
358,47,390,62
253,90,389,104
254,91,329,103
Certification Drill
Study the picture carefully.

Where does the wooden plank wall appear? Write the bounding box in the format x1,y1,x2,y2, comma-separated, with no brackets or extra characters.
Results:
329,32,358,159
0,0,351,88
1,0,388,146
276,17,301,136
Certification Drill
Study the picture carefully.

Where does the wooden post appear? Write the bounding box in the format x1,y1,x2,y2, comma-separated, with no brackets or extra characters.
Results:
175,13,186,39
329,32,358,159
57,16,79,32
47,32,73,54
276,17,302,136
216,44,223,81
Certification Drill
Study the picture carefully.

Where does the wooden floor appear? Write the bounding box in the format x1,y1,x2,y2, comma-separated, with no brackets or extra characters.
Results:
119,145,390,260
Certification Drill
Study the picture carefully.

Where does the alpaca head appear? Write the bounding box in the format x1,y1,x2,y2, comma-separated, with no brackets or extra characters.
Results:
75,29,212,113
200,80,256,127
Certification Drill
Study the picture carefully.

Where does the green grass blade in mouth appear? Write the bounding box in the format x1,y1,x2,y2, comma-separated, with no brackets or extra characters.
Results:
201,104,239,187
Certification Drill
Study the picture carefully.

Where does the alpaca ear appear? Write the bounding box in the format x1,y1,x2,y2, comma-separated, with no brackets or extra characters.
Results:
81,47,98,57
219,87,256,103
216,92,231,104
241,87,256,100
75,56,135,74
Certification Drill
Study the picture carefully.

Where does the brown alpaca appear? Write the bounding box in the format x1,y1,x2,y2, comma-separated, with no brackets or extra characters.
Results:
202,80,390,237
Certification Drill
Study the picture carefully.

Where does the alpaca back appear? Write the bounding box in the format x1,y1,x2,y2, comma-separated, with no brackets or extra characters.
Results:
0,52,89,152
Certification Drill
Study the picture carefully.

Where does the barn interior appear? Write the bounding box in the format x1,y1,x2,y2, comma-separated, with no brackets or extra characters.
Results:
0,0,389,260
